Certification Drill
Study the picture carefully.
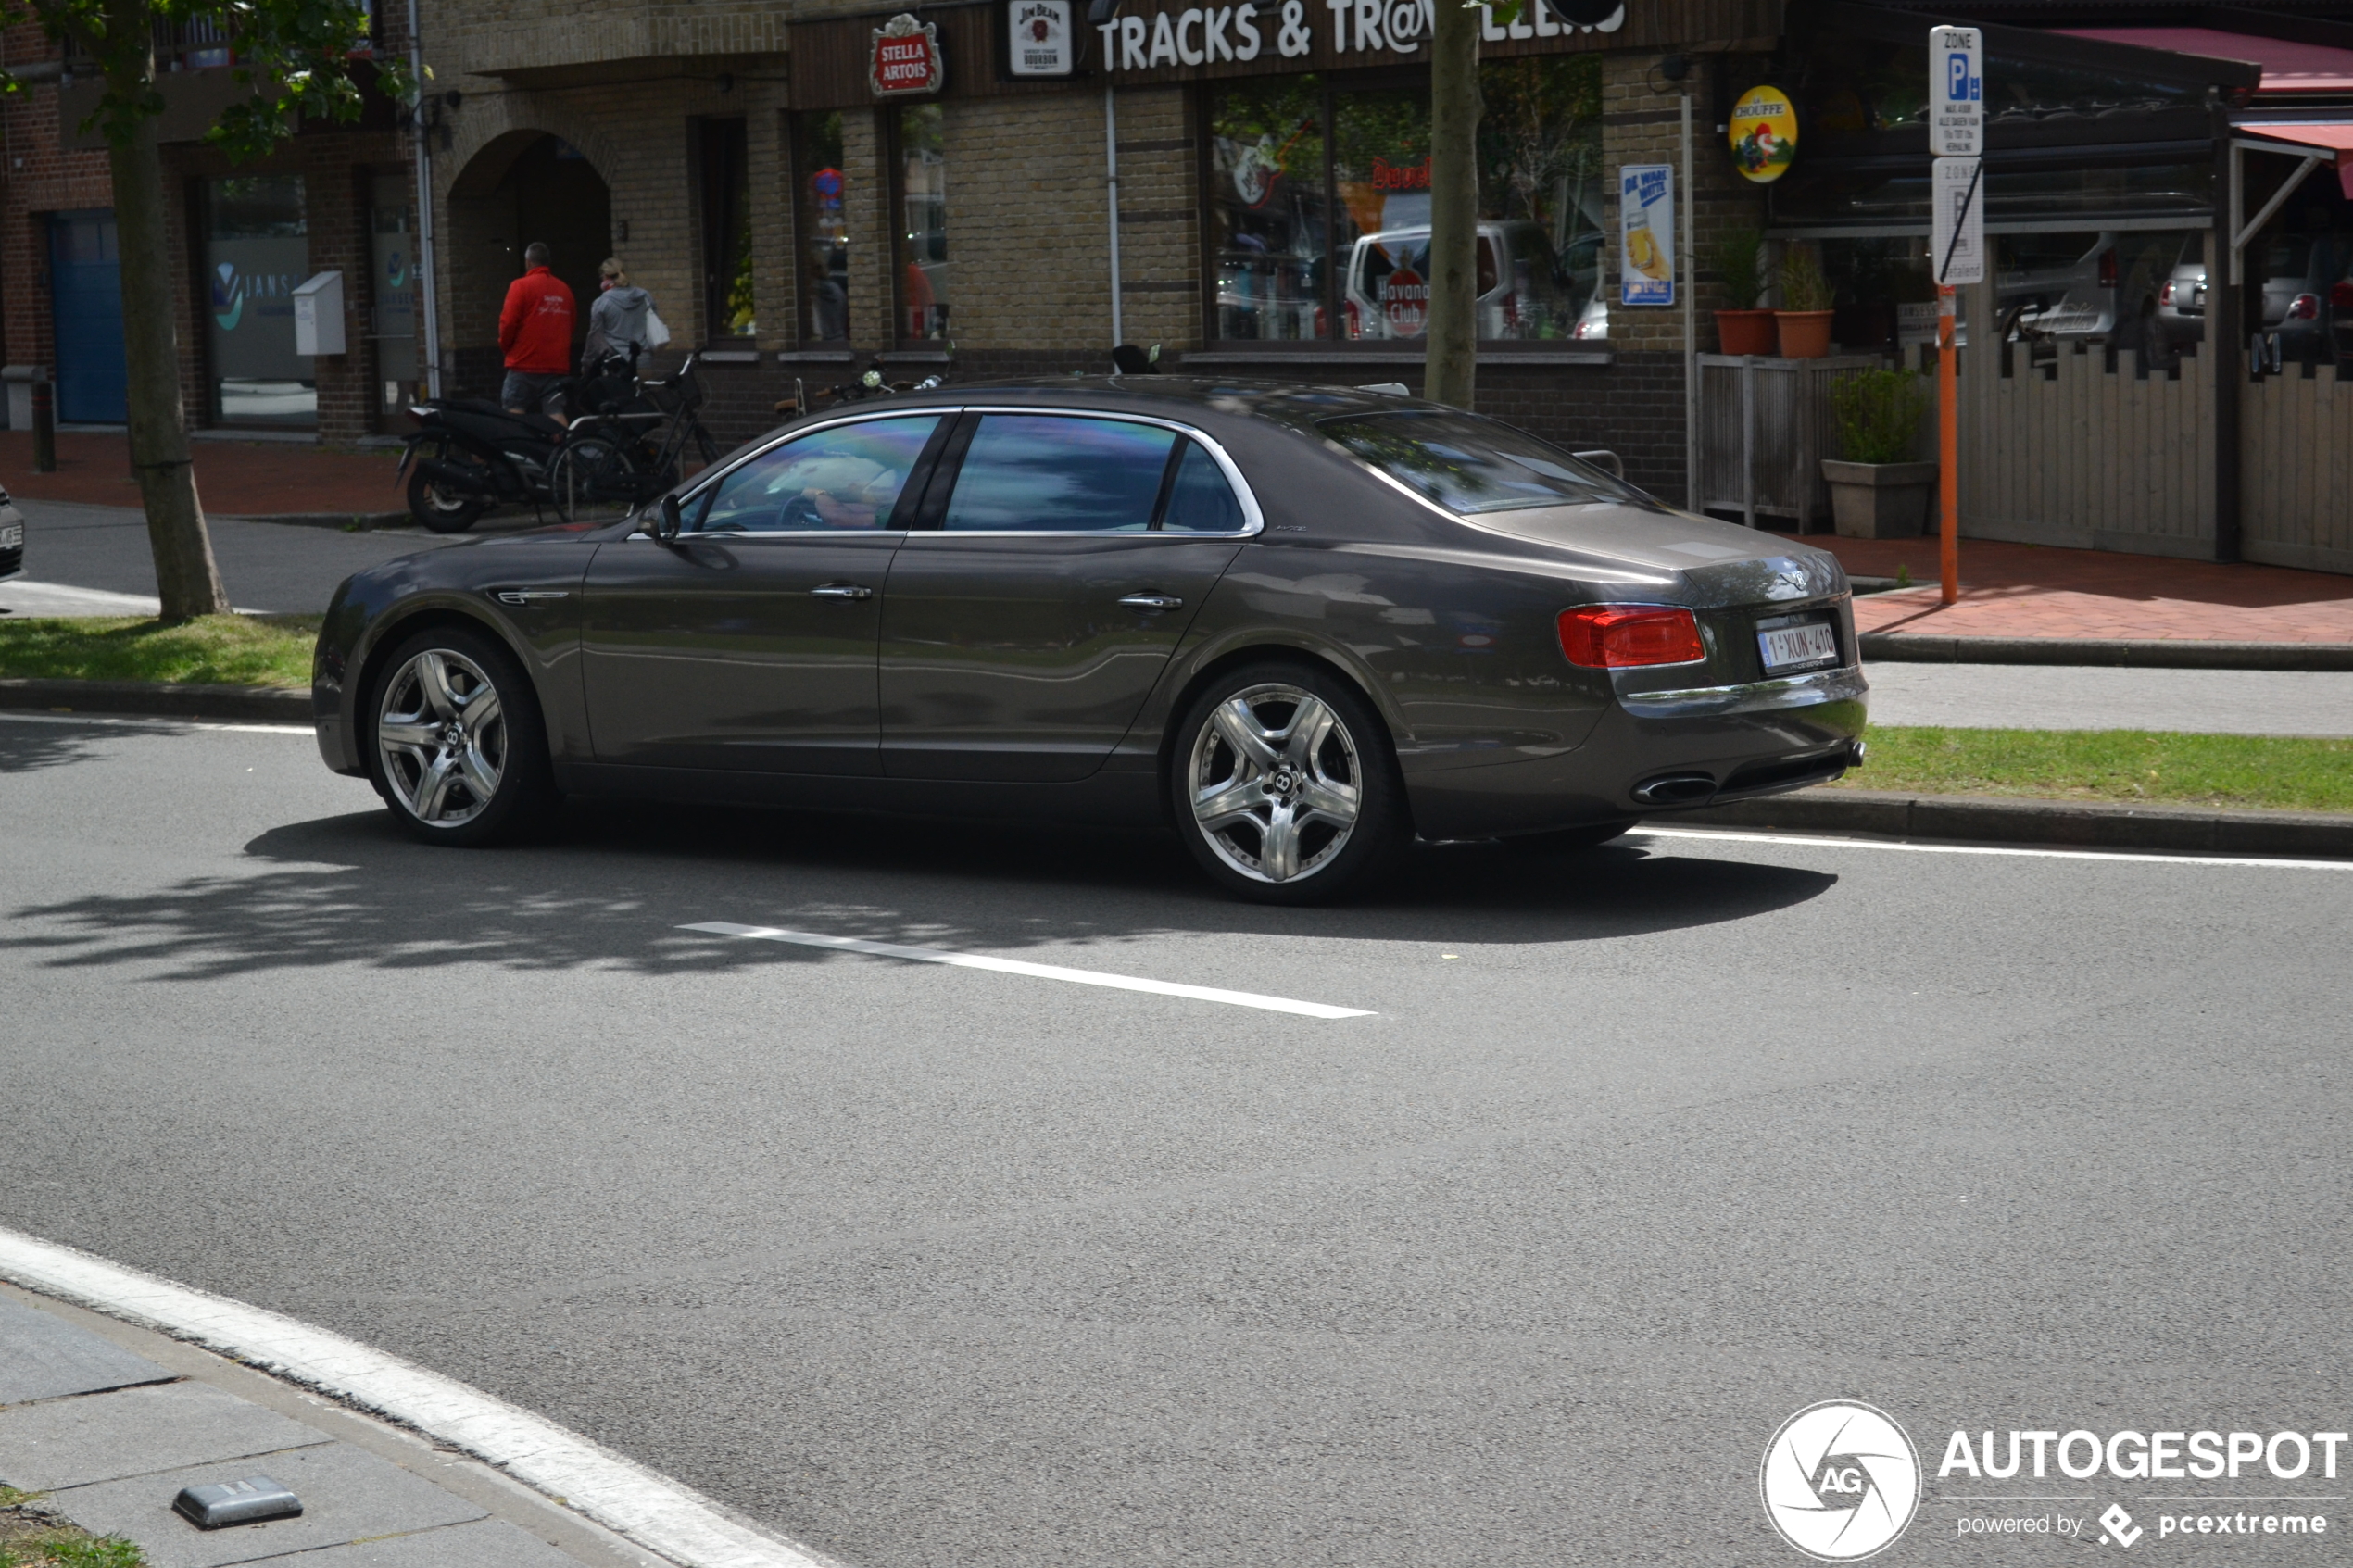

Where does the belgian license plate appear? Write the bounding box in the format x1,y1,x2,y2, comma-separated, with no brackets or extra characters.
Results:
1756,614,1839,673
0,524,20,549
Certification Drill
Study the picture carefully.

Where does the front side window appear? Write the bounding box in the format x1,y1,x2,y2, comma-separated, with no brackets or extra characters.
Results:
694,416,942,532
1318,409,1631,514
942,415,1176,532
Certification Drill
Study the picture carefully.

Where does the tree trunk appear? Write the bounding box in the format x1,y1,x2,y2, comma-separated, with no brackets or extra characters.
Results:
1422,0,1481,410
107,110,230,621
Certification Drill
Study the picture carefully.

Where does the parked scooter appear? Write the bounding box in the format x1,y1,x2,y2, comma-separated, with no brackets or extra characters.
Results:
396,395,572,533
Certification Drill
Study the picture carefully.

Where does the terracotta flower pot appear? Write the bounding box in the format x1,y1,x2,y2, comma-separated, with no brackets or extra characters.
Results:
1715,308,1779,357
1775,309,1835,359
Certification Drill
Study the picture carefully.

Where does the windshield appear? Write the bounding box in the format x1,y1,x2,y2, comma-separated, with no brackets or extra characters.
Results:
1317,409,1637,514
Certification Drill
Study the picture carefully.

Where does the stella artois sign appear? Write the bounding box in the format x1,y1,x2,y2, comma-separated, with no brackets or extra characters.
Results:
872,13,944,97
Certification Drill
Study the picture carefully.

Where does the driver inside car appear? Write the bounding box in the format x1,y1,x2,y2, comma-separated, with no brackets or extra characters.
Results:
698,426,937,533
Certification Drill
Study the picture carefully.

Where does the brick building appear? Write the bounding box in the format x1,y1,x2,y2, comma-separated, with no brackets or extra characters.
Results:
412,0,1783,503
0,16,415,445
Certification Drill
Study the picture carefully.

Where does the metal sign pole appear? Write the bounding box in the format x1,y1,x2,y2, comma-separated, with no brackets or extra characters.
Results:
1928,26,1982,608
1938,284,1958,605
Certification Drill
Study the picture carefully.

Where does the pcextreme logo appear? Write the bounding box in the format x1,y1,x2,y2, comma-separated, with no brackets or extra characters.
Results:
1761,1401,1923,1561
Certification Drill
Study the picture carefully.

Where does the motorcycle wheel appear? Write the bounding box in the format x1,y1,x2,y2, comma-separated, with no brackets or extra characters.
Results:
407,458,488,533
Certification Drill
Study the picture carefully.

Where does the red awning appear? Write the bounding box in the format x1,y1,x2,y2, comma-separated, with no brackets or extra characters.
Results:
2235,120,2353,199
2056,26,2353,94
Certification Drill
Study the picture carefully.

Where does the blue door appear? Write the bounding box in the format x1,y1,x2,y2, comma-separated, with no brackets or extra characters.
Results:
49,209,128,424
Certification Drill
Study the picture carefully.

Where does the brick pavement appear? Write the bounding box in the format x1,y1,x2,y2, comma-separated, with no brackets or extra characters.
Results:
1780,531,2353,645
0,431,402,517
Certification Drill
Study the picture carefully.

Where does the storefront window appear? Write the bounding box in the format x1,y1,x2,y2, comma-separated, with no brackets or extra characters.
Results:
1209,59,1600,345
898,103,949,341
1208,76,1327,341
699,118,754,338
369,174,418,415
205,175,313,428
797,112,849,343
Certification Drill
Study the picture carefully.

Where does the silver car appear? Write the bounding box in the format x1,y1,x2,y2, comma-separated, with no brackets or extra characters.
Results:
0,485,21,582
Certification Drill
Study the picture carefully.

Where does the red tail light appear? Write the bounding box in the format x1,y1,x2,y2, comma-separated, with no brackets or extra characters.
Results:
2334,281,2353,310
2289,293,2321,320
1558,605,1706,668
2159,280,2176,307
2097,249,2118,288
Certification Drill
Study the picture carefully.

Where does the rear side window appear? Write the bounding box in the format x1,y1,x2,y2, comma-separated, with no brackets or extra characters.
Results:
1162,441,1249,533
695,415,941,532
1317,409,1633,515
941,414,1176,532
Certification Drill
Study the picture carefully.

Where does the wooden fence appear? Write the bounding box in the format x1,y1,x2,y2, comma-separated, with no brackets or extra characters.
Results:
2242,365,2353,577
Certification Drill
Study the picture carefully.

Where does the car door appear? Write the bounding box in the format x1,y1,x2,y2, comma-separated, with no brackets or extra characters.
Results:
879,409,1256,782
580,412,948,774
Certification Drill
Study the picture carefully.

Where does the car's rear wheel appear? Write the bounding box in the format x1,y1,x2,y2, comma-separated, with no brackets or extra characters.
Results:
1171,662,1408,904
365,624,555,846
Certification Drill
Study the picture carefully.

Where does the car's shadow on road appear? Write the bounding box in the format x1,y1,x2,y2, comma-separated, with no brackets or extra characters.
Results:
3,799,1836,981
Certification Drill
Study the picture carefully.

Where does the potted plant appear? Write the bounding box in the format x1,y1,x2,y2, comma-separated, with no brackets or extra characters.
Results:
1712,228,1777,356
1822,368,1938,537
1774,243,1835,358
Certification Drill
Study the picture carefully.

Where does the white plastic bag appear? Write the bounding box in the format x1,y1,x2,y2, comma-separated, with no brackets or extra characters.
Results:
644,307,672,350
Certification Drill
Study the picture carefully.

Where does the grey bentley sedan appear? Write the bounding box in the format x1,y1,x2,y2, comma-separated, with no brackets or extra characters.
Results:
312,379,1867,902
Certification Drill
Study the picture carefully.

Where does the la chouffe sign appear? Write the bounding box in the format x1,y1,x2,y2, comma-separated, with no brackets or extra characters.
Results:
872,12,945,96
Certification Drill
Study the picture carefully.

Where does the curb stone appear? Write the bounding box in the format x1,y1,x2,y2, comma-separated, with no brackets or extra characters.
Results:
217,510,415,532
1859,634,2353,671
0,678,308,723
1670,787,2353,859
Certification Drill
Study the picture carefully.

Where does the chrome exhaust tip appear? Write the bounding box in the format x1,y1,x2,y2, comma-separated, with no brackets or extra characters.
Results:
1630,772,1718,807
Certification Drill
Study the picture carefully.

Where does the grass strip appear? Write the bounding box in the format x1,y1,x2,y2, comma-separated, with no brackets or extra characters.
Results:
0,1486,145,1566
1840,727,2353,814
0,616,316,689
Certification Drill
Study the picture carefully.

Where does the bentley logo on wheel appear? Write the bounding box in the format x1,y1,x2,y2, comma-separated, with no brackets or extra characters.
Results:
1760,1401,1922,1561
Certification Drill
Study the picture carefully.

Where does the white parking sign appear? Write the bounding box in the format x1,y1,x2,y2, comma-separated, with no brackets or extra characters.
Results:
1931,26,1982,157
1931,156,1985,285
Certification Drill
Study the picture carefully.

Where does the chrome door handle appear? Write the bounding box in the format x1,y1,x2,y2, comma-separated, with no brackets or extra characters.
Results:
811,583,874,600
1118,593,1183,611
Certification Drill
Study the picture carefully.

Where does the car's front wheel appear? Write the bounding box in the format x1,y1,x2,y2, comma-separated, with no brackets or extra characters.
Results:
1170,662,1408,904
365,624,556,846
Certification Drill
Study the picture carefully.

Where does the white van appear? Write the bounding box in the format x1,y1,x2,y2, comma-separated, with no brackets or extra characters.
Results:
1343,220,1587,341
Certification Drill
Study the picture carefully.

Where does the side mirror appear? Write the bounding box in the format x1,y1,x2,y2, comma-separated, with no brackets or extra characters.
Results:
655,494,684,540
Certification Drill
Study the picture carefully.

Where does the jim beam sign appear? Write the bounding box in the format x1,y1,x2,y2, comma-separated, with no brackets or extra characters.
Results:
872,13,944,97
1010,0,1076,76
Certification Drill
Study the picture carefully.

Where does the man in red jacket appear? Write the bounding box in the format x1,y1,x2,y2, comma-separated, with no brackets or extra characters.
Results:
498,242,575,419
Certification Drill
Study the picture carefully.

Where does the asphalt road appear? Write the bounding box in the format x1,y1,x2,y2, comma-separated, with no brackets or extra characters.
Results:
0,499,510,617
4,714,2348,1566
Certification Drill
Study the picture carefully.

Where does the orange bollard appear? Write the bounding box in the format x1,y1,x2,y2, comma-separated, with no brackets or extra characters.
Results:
1937,285,1958,606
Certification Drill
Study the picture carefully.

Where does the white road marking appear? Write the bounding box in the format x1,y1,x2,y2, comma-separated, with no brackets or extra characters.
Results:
0,1225,833,1568
1633,826,2353,871
0,709,309,735
685,922,1375,1019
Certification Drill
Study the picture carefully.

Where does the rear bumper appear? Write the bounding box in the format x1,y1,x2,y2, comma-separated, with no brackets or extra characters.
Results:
1403,664,1869,838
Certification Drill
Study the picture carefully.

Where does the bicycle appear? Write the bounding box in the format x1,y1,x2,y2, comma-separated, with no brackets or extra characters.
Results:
549,354,722,521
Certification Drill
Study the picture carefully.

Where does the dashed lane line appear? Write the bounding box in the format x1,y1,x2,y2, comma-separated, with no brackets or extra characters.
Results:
683,922,1376,1019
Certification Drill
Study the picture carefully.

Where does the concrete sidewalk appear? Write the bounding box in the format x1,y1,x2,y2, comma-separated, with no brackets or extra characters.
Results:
0,1285,657,1568
1860,663,2353,735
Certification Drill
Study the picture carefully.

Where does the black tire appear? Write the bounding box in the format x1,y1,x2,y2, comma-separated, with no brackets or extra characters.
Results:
407,457,487,533
1169,659,1409,905
363,623,558,847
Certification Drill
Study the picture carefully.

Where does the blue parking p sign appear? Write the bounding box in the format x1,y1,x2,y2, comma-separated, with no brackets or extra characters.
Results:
1931,27,1982,157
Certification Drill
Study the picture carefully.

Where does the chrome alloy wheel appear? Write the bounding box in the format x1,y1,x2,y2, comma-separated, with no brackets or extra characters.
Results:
1187,682,1362,884
374,649,507,827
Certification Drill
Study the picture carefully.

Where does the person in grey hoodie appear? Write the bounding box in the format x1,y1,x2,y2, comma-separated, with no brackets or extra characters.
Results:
583,258,655,368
